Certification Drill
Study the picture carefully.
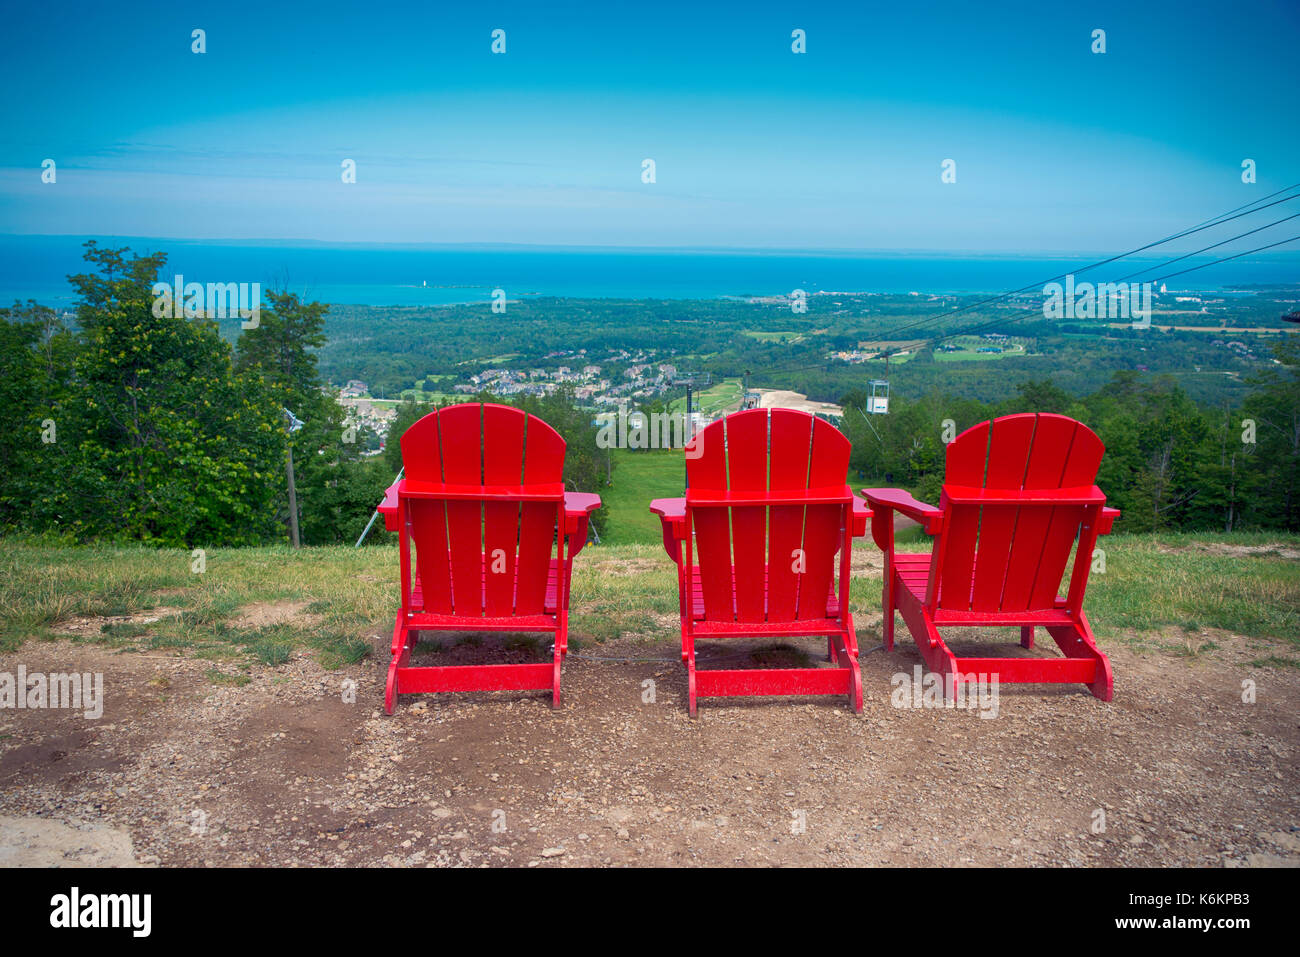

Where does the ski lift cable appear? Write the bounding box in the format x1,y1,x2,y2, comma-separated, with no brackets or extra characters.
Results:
851,213,1300,363
747,213,1300,385
1109,211,1300,283
871,183,1300,347
927,232,1300,346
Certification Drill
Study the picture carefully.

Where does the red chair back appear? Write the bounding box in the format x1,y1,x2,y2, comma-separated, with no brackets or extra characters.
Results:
400,403,565,618
685,408,852,624
934,413,1105,614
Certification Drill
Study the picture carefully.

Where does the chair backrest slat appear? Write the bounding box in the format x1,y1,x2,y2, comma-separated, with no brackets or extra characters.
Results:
968,415,1036,612
481,406,526,616
765,410,815,620
727,410,771,621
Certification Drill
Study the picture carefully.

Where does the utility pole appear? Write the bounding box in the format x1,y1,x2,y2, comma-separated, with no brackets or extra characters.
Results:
355,467,403,548
675,373,710,488
283,408,305,548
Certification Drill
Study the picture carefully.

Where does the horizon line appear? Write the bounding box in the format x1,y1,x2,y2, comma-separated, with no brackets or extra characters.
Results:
6,233,1300,263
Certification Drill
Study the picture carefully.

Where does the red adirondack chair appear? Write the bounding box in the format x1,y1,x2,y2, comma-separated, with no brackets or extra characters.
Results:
865,413,1119,701
376,403,600,713
651,408,869,716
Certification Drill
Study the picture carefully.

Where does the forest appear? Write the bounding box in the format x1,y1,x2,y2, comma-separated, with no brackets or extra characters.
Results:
1,243,1296,548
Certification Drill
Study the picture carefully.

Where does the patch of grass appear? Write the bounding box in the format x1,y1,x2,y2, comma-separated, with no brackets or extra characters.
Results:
248,638,293,666
146,632,195,651
1249,655,1300,669
503,633,543,654
2,534,1297,676
1172,633,1219,658
600,450,684,546
100,622,149,639
578,615,628,643
205,668,251,687
1085,534,1300,645
665,377,744,417
310,631,371,669
744,644,815,667
0,625,60,652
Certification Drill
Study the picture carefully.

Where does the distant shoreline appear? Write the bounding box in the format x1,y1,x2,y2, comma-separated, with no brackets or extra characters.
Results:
2,235,1296,309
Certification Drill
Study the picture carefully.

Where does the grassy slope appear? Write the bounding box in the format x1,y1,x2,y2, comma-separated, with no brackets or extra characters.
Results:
599,449,685,546
665,377,743,416
2,533,1297,679
2,445,1295,674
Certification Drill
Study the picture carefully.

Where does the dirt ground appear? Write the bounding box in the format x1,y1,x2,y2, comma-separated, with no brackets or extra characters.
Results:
755,389,844,418
2,604,1297,868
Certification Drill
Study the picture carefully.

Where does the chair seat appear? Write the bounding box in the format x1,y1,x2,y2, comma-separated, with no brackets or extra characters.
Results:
686,567,840,621
892,552,934,603
411,558,565,616
891,552,1073,624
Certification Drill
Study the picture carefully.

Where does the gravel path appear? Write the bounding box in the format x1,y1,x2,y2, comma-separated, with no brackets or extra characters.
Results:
1,619,1295,867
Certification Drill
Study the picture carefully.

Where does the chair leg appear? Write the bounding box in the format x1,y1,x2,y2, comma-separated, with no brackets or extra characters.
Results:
1076,615,1112,701
1020,626,1034,649
385,614,411,716
882,577,895,651
1045,619,1114,702
551,631,564,710
916,617,960,705
683,624,698,718
1089,649,1114,702
384,659,399,715
686,652,698,718
839,614,863,714
843,635,863,714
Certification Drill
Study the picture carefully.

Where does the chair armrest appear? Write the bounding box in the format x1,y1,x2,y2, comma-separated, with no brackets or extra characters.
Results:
564,491,602,557
650,497,686,522
863,487,943,552
650,497,686,565
377,482,401,532
564,491,601,517
851,493,872,538
1098,506,1120,535
863,488,943,532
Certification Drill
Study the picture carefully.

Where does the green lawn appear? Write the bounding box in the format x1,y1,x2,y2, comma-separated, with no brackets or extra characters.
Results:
933,336,1029,362
665,377,743,417
601,449,685,546
0,532,1297,675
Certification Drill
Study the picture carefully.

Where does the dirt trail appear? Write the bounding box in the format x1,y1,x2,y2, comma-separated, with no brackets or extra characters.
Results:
756,390,844,418
1,619,1296,867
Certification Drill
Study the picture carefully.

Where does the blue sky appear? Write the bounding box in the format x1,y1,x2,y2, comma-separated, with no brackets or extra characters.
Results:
1,0,1298,253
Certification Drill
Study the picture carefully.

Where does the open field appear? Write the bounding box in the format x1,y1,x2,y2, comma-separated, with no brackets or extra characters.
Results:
0,533,1297,866
665,377,744,417
1106,324,1292,334
599,450,684,547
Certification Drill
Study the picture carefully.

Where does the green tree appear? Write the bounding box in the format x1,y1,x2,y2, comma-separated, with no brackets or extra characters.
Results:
0,301,76,531
235,291,383,544
1238,336,1300,529
59,242,283,545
